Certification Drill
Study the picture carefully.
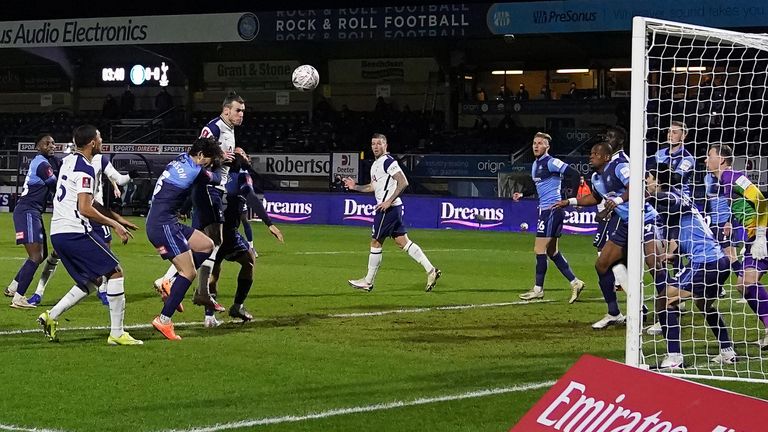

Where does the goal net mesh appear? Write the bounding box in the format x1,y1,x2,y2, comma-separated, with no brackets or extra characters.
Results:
636,19,768,382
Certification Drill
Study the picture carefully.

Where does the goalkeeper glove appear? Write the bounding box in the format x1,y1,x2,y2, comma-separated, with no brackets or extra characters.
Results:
752,227,768,260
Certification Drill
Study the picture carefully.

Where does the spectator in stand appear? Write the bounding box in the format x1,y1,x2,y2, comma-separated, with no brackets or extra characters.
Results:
540,85,551,100
498,113,515,132
476,87,487,102
474,116,490,131
314,96,333,122
569,82,577,96
155,88,174,114
517,83,530,101
120,87,135,116
102,94,120,119
374,96,389,116
497,85,510,101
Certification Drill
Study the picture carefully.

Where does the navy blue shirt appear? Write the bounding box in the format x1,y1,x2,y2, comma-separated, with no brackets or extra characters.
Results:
531,154,569,209
147,153,220,225
16,154,57,213
223,169,272,230
653,189,723,264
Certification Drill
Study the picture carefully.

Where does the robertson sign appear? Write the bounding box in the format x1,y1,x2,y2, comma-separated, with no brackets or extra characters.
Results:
509,355,768,432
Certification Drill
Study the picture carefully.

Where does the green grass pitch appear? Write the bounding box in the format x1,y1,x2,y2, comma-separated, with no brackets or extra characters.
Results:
0,213,765,431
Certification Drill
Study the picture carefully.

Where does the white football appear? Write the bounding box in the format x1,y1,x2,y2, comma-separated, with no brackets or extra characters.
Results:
520,222,529,231
292,65,319,91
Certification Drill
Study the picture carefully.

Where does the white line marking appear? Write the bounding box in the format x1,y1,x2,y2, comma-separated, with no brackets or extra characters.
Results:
291,248,506,255
328,300,552,318
0,301,551,336
0,257,26,261
0,424,65,432
161,381,555,432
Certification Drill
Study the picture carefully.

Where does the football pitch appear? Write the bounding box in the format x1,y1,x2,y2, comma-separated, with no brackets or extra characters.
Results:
0,214,766,432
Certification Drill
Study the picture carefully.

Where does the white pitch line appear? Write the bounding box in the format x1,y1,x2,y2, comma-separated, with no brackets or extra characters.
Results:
0,301,550,336
0,424,65,432
160,380,555,432
291,248,506,255
328,300,552,318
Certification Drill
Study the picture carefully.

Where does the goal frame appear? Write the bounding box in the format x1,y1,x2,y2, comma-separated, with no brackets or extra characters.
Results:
626,16,768,384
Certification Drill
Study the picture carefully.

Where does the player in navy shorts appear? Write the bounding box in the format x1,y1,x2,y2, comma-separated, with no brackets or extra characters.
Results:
204,150,283,327
38,125,140,345
344,133,441,292
6,134,58,308
147,137,223,340
515,132,584,303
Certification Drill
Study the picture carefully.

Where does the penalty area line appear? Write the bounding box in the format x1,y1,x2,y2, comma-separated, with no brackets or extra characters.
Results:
160,380,555,432
0,300,551,337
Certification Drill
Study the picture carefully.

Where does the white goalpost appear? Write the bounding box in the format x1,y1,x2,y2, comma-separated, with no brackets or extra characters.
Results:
627,16,768,383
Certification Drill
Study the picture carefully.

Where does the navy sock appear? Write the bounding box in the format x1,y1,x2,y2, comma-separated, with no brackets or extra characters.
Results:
234,278,253,305
550,252,576,282
703,306,732,349
730,259,742,273
14,259,40,296
161,275,192,318
535,254,547,287
653,268,668,295
193,251,210,269
243,221,253,242
659,308,681,354
598,270,620,316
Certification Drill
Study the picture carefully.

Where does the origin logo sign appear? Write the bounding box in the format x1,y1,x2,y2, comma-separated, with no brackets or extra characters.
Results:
264,200,312,222
440,202,503,229
343,199,376,223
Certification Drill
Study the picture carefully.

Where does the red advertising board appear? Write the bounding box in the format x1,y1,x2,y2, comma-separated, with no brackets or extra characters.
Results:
510,354,767,432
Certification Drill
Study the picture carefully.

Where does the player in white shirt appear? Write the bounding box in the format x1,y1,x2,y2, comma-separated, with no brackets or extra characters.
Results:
37,125,141,346
89,153,135,305
343,133,441,292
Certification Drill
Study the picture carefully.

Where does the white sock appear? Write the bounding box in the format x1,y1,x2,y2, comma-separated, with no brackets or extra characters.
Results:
365,247,382,284
106,277,126,338
7,279,18,295
197,245,220,295
612,264,628,291
208,245,220,262
534,285,543,293
35,257,59,296
403,241,434,273
162,263,177,281
50,285,89,320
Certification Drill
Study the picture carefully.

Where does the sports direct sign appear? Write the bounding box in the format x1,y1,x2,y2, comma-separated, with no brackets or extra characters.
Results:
509,355,768,432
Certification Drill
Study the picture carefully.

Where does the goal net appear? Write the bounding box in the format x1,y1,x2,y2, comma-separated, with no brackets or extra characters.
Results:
627,17,768,382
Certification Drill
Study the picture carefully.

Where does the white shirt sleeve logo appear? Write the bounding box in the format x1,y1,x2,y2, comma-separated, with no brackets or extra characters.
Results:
736,175,753,190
